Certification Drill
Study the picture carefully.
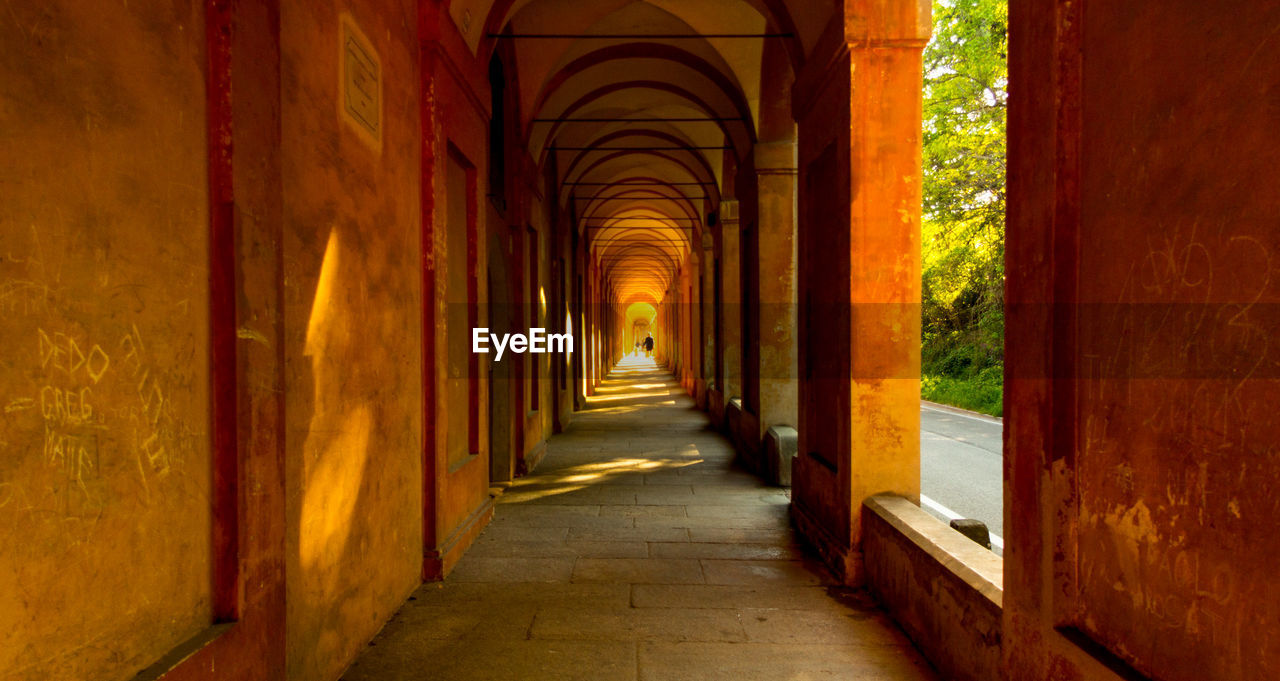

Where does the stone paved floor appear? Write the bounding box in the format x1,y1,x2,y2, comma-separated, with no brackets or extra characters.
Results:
343,356,938,681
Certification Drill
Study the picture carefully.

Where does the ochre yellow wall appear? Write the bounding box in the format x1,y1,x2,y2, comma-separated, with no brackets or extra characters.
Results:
0,2,213,679
280,2,424,680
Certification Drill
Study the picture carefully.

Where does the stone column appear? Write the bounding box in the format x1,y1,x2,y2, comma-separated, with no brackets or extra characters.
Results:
790,0,930,585
717,199,742,409
684,263,696,392
572,250,586,410
684,248,700,395
753,141,799,448
697,233,715,409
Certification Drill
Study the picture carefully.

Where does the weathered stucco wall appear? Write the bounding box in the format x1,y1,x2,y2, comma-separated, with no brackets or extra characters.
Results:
1007,2,1280,680
0,4,289,680
1068,5,1280,678
0,3,214,679
280,2,424,680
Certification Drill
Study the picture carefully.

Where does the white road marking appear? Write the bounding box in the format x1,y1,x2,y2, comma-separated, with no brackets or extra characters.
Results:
919,493,961,520
920,494,1005,551
920,428,1000,456
921,403,1002,426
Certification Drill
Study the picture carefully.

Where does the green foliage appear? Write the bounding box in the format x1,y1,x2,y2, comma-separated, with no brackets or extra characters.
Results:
922,370,1003,417
921,0,1007,417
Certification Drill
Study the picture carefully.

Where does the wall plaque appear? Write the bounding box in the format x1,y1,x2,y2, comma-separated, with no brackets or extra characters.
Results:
340,15,381,149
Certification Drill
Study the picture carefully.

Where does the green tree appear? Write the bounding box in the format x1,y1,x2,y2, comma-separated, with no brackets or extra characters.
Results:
920,0,1008,416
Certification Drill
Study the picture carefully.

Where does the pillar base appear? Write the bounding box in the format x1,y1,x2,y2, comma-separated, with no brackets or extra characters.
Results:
764,425,797,487
725,397,744,456
517,441,547,477
737,408,760,467
423,496,494,581
707,388,725,426
792,498,864,586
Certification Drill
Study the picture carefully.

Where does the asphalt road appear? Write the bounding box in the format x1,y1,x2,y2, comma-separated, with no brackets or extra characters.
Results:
920,403,1004,555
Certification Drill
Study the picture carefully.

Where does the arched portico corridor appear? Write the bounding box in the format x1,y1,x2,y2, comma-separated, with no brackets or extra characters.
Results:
342,356,935,681
4,1,1279,680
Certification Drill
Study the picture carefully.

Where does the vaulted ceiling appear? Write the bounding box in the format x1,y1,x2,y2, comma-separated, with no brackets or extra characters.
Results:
451,0,829,305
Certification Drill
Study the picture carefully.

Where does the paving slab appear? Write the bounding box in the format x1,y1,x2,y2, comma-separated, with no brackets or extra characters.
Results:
600,504,688,518
347,639,638,681
684,504,791,520
633,514,790,530
630,584,847,611
531,607,747,643
408,582,632,609
740,607,915,647
449,556,576,583
572,558,705,584
638,642,936,681
562,540,651,558
567,526,690,543
686,527,795,544
498,513,636,529
700,559,829,586
648,542,802,561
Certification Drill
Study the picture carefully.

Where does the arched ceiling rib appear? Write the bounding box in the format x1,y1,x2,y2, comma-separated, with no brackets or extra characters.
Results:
561,150,718,208
460,0,824,67
580,188,700,225
555,129,723,190
529,81,750,164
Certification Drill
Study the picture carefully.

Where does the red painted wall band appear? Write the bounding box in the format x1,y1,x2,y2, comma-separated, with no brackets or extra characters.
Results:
206,0,241,623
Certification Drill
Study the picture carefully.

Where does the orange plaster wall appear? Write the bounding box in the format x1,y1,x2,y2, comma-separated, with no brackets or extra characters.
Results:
422,8,494,578
1006,2,1280,680
279,2,424,679
0,3,216,679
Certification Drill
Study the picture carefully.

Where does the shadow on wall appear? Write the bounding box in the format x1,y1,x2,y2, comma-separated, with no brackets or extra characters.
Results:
287,226,372,678
298,230,371,574
286,225,420,680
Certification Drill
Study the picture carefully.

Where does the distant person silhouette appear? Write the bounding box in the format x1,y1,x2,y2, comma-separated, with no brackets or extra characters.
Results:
643,333,654,358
